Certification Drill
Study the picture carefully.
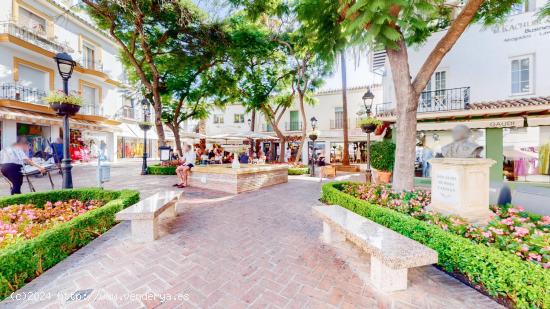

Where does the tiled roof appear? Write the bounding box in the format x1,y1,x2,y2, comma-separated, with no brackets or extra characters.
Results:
467,96,550,110
377,96,550,118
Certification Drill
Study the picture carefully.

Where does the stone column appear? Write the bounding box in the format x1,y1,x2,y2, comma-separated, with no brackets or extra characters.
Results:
2,120,16,148
485,128,503,183
429,158,495,223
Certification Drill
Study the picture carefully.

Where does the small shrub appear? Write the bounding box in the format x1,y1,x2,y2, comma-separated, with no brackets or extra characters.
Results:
370,140,395,172
288,167,309,175
147,165,177,175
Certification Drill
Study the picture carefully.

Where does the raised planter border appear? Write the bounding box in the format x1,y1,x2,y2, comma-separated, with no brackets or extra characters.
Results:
321,181,550,309
0,188,139,300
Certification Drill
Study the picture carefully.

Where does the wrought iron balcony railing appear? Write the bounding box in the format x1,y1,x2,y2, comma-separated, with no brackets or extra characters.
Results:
0,83,47,106
78,58,104,72
114,106,144,120
80,104,103,116
418,87,470,113
0,21,73,54
285,121,302,131
330,118,354,129
261,123,274,132
374,87,471,116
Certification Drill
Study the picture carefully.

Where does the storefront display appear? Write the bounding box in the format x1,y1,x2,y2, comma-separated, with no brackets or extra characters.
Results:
117,136,154,159
16,123,50,159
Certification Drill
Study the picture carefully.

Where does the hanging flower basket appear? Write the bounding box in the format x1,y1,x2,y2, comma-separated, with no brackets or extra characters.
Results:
308,129,320,141
45,90,82,116
359,117,382,134
139,121,153,131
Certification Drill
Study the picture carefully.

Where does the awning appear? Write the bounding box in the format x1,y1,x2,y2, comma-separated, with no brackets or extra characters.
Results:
0,107,117,132
527,115,550,127
117,122,176,141
417,117,525,131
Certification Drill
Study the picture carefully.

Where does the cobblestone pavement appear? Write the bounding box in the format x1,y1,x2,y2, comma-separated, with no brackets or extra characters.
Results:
1,163,502,308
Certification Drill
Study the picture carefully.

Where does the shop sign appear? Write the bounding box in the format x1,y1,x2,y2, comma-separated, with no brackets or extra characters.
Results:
491,16,550,42
487,120,522,128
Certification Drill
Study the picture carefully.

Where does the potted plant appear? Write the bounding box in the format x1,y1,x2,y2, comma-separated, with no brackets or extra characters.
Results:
45,90,83,116
359,117,382,134
138,121,154,131
309,129,320,141
370,140,396,183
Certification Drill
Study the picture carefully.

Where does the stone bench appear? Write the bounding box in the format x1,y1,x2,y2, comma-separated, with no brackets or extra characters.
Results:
116,191,182,242
313,205,438,292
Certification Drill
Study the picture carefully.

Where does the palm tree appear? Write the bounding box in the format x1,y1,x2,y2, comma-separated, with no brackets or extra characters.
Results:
340,52,350,166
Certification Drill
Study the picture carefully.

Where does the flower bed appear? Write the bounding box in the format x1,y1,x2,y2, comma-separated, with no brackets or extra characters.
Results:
147,164,177,175
288,166,309,175
322,182,550,308
0,188,139,300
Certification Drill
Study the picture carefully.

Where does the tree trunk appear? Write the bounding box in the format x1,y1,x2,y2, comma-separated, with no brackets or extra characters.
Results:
386,39,418,192
152,91,165,146
341,52,350,166
250,109,256,157
173,125,183,156
294,91,307,165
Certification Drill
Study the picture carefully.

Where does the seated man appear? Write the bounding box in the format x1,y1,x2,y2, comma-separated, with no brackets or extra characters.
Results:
174,144,196,188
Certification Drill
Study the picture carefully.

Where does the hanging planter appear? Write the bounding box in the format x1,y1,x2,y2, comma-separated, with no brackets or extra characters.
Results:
138,121,153,131
308,129,320,141
359,117,382,134
45,90,82,116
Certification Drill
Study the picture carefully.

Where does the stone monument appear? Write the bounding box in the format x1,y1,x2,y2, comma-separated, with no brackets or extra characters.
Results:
429,125,495,223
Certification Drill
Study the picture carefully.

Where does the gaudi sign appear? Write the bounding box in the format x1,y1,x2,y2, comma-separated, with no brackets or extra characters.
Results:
491,16,550,42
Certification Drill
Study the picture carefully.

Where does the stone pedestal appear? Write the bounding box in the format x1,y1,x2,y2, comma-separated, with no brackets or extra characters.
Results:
429,158,495,223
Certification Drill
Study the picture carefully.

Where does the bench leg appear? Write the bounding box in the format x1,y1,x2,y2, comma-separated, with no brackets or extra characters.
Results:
159,203,177,219
322,222,345,244
370,256,408,292
131,218,158,241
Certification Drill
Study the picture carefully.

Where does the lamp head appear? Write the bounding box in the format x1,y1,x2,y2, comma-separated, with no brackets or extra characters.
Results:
53,52,76,79
362,87,375,114
310,116,318,130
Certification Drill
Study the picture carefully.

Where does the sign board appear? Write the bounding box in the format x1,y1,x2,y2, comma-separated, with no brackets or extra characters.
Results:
433,169,460,205
491,16,550,43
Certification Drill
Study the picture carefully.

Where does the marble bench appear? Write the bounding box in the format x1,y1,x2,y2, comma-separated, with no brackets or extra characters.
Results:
115,191,182,242
313,205,438,292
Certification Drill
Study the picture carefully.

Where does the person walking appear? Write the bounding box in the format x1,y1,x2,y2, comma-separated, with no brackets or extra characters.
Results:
1,136,46,195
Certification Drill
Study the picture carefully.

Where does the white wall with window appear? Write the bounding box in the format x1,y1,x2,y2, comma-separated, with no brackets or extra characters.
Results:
382,3,550,104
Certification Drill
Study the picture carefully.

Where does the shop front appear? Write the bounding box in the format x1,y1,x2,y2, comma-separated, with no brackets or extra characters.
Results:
116,122,177,159
379,97,550,183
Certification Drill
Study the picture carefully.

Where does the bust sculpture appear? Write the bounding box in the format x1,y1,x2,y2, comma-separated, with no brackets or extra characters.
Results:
441,125,483,158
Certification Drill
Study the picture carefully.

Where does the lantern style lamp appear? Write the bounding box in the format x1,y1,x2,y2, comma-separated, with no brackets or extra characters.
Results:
309,116,318,177
141,98,152,175
362,88,375,183
53,52,77,189
362,87,375,117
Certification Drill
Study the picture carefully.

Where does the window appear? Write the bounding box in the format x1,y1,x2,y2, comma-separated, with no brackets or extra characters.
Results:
510,0,536,15
434,71,446,93
18,65,48,90
18,7,47,36
213,114,224,124
83,44,96,69
289,110,300,131
234,113,244,123
511,56,533,95
82,85,97,110
420,70,447,111
334,107,343,129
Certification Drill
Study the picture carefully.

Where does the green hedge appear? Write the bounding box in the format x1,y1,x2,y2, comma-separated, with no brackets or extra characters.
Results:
147,165,177,175
321,182,549,309
0,188,139,300
288,167,309,175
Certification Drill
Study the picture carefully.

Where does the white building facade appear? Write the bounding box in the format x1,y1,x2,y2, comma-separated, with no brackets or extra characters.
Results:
379,0,550,182
0,0,175,162
204,85,385,163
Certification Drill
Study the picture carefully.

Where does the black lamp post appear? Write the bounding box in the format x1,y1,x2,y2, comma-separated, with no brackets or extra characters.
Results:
362,88,375,183
140,98,151,175
247,118,254,156
309,116,318,177
53,52,76,189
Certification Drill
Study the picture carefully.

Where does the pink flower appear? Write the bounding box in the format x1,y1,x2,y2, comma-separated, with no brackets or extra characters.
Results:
501,218,514,226
508,208,519,214
513,227,530,237
482,231,492,238
528,253,542,262
520,244,529,252
541,216,550,225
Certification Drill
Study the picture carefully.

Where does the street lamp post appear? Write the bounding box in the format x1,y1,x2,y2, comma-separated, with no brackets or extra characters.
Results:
53,52,77,189
140,98,151,175
362,88,375,183
309,117,318,177
248,118,254,157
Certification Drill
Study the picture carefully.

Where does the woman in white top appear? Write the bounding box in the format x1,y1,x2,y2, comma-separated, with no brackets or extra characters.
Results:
0,136,46,195
174,144,196,188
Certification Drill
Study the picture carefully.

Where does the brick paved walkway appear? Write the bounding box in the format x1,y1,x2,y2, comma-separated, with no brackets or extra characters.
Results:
1,164,501,308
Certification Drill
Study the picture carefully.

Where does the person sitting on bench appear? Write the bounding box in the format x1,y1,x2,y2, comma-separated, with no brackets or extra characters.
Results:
0,137,46,195
174,144,196,188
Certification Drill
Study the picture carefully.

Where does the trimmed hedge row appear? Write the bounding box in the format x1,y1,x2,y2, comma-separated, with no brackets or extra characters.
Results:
321,182,549,309
288,167,309,175
147,165,177,175
0,188,140,300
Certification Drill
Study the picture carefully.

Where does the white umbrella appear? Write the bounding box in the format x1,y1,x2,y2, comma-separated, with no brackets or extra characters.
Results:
503,146,538,159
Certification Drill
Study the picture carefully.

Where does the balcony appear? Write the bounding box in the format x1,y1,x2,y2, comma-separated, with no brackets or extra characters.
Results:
80,104,103,116
261,123,274,132
0,21,73,54
78,58,104,72
285,121,302,132
0,83,47,106
115,106,144,121
330,118,347,129
375,87,471,116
